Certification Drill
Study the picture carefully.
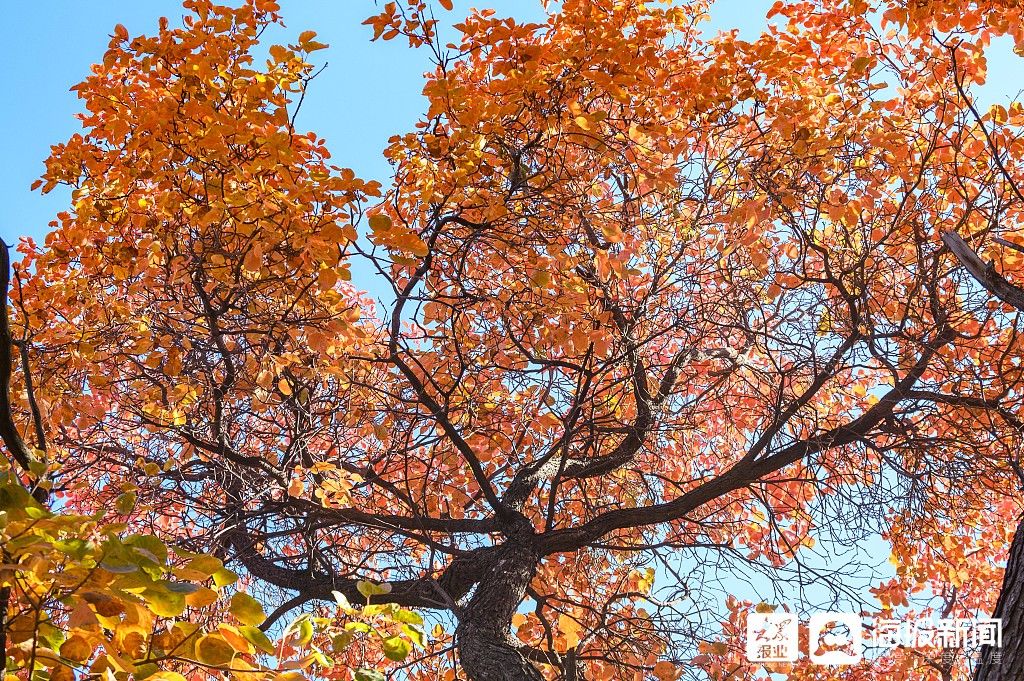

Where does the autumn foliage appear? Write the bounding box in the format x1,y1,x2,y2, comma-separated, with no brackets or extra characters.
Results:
6,0,1024,680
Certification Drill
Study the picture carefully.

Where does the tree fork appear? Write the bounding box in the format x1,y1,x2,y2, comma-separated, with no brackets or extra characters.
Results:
455,541,544,681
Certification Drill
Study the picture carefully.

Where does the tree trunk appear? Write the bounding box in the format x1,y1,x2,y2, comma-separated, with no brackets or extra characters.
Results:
943,233,1024,681
976,514,1024,680
455,542,543,681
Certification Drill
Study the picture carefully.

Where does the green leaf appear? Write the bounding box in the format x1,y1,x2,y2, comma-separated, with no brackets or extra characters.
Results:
141,585,187,617
239,626,276,654
331,631,354,652
285,615,315,645
212,567,239,588
134,663,159,679
99,561,139,574
354,670,385,681
115,491,137,515
295,617,315,645
112,570,155,591
356,580,391,599
382,636,411,661
53,538,93,560
395,609,423,625
229,592,266,626
0,482,46,519
362,604,388,617
37,622,65,651
126,534,168,563
164,581,200,594
401,623,426,647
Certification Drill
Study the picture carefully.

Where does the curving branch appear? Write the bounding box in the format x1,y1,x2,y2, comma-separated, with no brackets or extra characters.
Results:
0,243,37,476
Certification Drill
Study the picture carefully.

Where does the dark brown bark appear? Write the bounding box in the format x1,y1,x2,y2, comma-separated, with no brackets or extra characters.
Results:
0,244,51,673
0,245,37,478
454,542,543,681
941,233,1024,312
944,232,1024,681
975,515,1024,681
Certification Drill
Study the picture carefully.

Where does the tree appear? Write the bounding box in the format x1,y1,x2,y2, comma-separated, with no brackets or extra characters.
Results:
6,0,1024,680
0,247,421,681
942,231,1024,681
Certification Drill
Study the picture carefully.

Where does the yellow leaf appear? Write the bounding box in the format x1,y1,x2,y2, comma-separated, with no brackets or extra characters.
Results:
240,626,276,654
217,624,254,654
407,236,429,257
185,587,219,608
382,637,411,661
269,44,291,64
318,267,338,289
195,634,235,666
213,567,239,588
59,635,94,662
229,592,267,627
557,613,582,648
148,674,187,681
368,214,392,233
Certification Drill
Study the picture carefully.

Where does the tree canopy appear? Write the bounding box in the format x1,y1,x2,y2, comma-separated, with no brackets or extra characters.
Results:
6,0,1024,680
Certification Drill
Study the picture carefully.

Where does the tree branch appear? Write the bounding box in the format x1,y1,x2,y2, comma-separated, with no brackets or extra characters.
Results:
942,231,1024,310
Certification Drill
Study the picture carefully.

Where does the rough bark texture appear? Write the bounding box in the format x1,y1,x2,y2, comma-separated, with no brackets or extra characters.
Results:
944,233,1024,681
976,515,1024,681
454,541,544,681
